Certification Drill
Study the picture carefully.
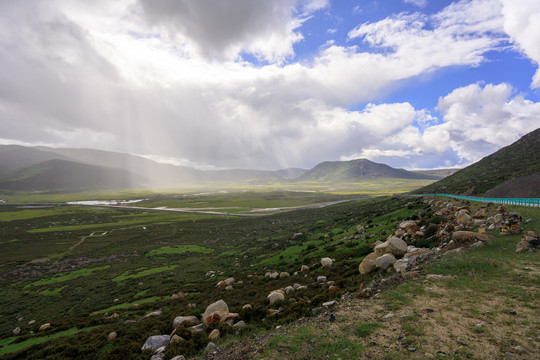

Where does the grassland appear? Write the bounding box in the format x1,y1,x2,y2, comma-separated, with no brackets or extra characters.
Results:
0,190,538,359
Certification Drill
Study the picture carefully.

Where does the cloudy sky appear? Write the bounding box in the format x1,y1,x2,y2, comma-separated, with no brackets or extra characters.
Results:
1,0,539,170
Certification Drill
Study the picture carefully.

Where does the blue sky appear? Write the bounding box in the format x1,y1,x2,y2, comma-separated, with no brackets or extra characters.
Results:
0,0,539,170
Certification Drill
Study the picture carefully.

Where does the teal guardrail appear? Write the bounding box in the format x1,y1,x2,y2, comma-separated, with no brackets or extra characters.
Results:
406,194,540,207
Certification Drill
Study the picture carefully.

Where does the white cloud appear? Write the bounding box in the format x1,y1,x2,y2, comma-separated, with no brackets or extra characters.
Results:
342,83,540,168
501,0,540,88
349,0,505,73
0,0,538,172
436,82,540,162
404,0,427,8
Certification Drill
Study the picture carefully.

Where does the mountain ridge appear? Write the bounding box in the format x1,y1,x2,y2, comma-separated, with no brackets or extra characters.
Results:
414,127,540,197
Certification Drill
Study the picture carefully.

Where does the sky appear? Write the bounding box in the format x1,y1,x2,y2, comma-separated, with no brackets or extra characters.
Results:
0,0,539,171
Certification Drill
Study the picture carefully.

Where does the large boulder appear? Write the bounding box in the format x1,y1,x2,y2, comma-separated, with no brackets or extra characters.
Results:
202,300,229,326
374,237,408,258
172,316,200,329
358,252,378,274
359,259,377,274
141,335,170,352
375,253,396,270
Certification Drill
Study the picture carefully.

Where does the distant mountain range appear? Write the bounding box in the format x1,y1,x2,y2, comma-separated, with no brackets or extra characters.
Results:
415,128,540,197
0,145,450,193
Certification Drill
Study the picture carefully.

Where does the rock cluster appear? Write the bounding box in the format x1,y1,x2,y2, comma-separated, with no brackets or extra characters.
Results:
359,224,432,276
516,231,539,253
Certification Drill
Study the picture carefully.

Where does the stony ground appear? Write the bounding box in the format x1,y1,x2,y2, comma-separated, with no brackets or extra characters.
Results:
197,255,539,360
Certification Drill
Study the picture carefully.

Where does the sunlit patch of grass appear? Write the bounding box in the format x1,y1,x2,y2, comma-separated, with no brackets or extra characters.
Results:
39,285,68,296
90,296,164,315
113,265,176,282
0,326,101,356
147,244,214,257
25,266,110,288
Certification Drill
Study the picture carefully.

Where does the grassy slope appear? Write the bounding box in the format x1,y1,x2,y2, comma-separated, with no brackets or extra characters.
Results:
414,128,540,196
0,192,538,359
196,200,540,360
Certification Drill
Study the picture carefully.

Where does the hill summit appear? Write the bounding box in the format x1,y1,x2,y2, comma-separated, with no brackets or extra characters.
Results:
298,158,439,182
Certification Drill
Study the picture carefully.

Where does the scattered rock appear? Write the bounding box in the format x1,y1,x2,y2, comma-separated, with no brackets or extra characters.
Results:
38,323,51,331
456,210,471,225
382,312,394,320
170,334,184,344
225,285,233,291
141,335,170,352
143,310,162,318
267,291,285,305
202,300,229,326
12,327,20,336
206,342,217,351
317,276,327,283
208,329,220,341
107,332,117,341
456,339,468,346
170,356,185,360
470,241,484,248
233,320,246,330
189,323,207,333
321,257,333,267
279,272,290,279
300,265,309,272
28,320,35,325
172,315,200,329
269,272,279,280
322,300,337,307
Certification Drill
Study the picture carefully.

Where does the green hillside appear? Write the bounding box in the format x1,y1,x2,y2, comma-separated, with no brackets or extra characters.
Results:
414,128,540,196
0,159,147,192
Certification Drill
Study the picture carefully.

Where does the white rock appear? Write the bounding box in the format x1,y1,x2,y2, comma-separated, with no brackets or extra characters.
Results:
321,258,333,267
